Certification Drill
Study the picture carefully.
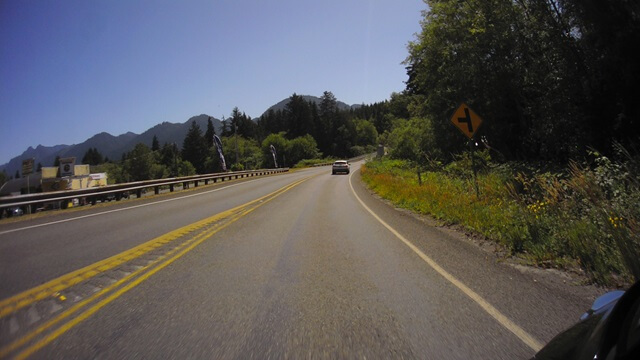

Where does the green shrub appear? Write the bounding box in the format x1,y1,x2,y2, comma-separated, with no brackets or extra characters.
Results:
362,149,640,286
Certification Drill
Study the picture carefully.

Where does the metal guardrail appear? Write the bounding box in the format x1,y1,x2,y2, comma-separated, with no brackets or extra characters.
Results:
311,162,334,167
0,168,289,215
310,155,368,167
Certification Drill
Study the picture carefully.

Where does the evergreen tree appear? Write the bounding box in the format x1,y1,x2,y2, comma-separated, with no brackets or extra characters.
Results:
160,142,180,177
318,91,344,156
258,109,276,135
230,107,241,138
205,117,216,148
228,107,258,139
240,112,258,139
319,91,338,120
82,147,104,165
284,93,313,139
151,135,160,152
220,119,231,137
182,120,208,173
309,101,321,141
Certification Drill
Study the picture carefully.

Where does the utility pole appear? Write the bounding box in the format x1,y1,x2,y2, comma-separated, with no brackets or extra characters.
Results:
469,139,479,197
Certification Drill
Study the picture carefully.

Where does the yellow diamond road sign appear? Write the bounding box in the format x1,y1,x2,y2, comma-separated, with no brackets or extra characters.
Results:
451,103,483,139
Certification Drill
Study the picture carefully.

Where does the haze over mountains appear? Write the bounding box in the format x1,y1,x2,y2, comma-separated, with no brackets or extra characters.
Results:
1,95,363,177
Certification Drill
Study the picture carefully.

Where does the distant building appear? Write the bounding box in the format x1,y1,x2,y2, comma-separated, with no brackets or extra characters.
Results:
0,164,107,197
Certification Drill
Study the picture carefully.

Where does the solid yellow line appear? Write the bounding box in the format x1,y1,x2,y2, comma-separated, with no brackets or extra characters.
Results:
1,177,306,358
11,176,310,360
348,169,543,352
0,177,304,318
0,218,227,358
0,223,206,317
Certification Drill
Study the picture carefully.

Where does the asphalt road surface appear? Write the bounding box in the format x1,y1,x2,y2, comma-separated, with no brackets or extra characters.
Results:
0,161,602,359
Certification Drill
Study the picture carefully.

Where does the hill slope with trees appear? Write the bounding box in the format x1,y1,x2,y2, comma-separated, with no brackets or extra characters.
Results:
361,0,640,286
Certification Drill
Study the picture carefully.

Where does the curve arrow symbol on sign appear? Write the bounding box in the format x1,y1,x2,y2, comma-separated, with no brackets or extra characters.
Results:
450,103,483,139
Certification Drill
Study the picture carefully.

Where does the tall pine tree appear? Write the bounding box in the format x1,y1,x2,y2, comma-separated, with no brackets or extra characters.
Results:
205,117,216,148
182,121,208,173
151,135,160,152
285,93,313,139
82,147,104,165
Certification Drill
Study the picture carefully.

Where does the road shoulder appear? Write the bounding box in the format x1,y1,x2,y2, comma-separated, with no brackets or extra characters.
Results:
350,166,606,345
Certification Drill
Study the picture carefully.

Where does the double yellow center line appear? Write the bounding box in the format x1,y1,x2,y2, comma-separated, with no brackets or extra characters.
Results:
0,176,311,359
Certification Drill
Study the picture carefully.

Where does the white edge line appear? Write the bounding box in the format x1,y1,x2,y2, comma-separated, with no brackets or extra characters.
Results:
0,179,261,236
348,166,543,352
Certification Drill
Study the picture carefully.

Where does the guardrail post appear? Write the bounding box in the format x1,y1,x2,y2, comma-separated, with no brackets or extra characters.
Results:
0,168,293,216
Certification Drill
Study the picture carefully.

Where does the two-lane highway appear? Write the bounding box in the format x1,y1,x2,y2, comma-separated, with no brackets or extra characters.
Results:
0,162,597,359
0,170,313,298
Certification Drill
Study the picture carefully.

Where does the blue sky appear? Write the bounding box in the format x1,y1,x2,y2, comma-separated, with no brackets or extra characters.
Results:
0,0,426,165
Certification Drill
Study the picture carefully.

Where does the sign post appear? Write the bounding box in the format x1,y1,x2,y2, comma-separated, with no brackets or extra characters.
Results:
450,103,483,196
21,158,34,178
469,138,479,197
21,158,35,213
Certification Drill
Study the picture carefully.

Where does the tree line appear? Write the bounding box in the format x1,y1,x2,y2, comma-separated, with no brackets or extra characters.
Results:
0,91,398,187
65,91,384,183
391,0,640,164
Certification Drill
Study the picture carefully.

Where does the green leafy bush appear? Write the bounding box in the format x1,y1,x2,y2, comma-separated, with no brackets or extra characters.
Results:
362,148,640,285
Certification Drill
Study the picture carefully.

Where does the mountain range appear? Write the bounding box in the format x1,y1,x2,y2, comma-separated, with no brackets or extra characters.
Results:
1,95,362,177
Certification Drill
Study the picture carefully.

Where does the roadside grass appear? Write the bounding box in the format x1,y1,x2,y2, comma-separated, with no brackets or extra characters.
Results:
361,150,640,286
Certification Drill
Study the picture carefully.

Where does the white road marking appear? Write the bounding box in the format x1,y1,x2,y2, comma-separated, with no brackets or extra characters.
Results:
348,167,543,352
0,179,260,236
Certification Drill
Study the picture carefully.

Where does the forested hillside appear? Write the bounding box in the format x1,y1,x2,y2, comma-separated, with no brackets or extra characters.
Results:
30,91,385,184
397,0,639,162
